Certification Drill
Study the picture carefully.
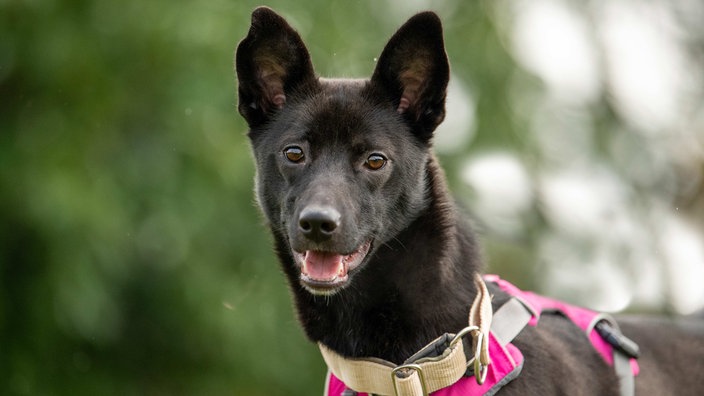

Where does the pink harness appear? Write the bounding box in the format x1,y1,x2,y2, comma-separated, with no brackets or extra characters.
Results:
325,275,640,395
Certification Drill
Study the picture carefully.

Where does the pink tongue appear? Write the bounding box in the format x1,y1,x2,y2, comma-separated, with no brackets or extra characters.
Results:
303,251,345,281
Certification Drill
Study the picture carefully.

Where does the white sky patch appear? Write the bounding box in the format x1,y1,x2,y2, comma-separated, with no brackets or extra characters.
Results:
509,0,600,105
435,76,476,154
596,0,689,134
541,240,633,312
538,166,629,238
588,252,635,312
529,101,595,165
461,153,532,234
660,215,704,314
628,253,667,309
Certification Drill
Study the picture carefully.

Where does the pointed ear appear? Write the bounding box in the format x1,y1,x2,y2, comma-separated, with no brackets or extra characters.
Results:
235,7,316,127
371,12,450,141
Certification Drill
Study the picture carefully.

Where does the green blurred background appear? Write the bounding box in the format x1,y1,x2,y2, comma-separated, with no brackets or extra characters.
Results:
2,0,703,395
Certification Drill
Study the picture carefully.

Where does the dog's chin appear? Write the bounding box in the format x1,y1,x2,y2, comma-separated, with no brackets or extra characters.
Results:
292,241,372,296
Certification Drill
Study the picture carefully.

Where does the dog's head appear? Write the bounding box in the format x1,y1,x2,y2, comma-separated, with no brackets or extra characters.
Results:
235,7,449,295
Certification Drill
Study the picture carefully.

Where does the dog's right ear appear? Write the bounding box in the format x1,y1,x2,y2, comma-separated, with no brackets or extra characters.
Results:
235,7,316,127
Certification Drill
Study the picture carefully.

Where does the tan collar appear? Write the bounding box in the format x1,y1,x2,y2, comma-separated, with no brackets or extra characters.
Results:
319,274,493,396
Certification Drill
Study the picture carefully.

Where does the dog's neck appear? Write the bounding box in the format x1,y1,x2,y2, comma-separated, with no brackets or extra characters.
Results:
278,155,482,364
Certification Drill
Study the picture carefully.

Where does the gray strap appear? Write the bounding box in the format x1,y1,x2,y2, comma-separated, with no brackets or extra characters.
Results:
490,297,533,346
614,351,635,396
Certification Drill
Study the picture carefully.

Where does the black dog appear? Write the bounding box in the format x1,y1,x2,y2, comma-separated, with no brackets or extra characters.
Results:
235,7,704,395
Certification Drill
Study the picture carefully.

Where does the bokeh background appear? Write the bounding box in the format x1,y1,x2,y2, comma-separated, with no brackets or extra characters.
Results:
2,0,703,394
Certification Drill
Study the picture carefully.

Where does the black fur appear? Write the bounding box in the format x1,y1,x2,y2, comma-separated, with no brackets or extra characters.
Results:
235,7,704,394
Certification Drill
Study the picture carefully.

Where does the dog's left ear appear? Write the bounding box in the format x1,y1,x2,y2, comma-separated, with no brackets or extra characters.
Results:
371,12,450,141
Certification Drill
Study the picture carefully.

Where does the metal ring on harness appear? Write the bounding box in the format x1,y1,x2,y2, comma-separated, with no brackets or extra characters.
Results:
450,325,488,385
450,325,479,347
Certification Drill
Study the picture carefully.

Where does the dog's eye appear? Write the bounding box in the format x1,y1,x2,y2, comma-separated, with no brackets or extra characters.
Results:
283,146,305,163
365,154,387,170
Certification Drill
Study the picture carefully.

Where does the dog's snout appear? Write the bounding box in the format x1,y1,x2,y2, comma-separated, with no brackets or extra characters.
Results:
298,206,341,242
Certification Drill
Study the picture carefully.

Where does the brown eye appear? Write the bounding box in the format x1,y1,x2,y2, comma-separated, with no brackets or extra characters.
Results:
284,146,305,163
365,154,387,170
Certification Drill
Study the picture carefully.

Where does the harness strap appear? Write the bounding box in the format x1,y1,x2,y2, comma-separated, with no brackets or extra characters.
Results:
490,298,532,346
485,275,639,396
614,350,634,395
320,274,493,396
469,273,493,370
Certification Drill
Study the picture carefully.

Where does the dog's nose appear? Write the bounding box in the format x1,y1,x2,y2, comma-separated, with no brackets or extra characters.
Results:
298,206,341,242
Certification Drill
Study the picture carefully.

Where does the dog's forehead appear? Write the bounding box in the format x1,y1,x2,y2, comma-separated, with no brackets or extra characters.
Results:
299,78,399,145
319,77,368,91
312,78,369,117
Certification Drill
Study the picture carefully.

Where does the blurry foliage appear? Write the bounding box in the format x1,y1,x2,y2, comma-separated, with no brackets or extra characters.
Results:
1,0,703,395
1,0,324,394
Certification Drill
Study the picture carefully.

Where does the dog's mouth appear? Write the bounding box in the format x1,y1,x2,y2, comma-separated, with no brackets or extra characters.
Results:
292,241,372,295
